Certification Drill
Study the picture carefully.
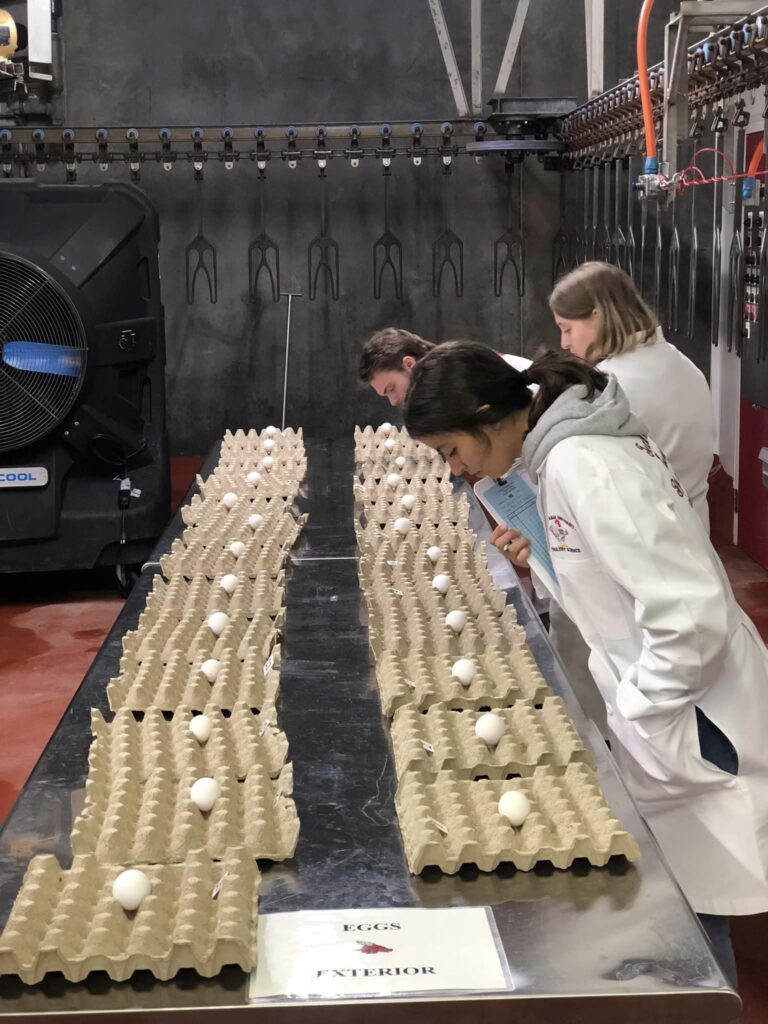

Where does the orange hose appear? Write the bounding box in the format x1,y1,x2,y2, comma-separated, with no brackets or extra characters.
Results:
748,140,763,178
636,0,657,167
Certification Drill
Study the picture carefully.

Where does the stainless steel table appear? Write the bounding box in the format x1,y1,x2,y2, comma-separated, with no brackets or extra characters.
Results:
0,437,741,1022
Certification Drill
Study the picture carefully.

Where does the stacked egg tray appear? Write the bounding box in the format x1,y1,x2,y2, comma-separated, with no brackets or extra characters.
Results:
354,424,639,876
0,429,305,985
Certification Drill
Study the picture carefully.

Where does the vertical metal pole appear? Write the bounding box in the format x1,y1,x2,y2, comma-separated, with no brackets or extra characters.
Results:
470,0,483,115
280,290,301,431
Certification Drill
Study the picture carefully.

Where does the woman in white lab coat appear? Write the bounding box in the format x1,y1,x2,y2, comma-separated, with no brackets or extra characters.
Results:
545,262,717,735
403,341,768,986
550,261,716,528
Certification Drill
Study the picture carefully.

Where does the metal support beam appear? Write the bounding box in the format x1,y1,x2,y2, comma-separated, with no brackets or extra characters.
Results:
493,0,531,97
427,0,470,118
584,0,604,98
471,0,483,115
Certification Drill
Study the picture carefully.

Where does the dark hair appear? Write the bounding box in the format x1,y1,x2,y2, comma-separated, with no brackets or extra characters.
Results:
403,341,608,439
358,328,434,383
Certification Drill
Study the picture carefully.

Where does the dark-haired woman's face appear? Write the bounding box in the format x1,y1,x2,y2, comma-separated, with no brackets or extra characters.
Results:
422,420,524,479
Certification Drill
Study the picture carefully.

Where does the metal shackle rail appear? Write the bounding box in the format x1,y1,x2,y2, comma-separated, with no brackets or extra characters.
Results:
563,5,768,159
0,117,567,182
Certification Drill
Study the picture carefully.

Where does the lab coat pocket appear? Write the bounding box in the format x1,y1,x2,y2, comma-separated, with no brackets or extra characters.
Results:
610,702,740,809
555,556,634,643
695,707,740,777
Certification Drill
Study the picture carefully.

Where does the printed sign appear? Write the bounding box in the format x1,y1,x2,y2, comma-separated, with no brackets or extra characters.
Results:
248,906,510,1002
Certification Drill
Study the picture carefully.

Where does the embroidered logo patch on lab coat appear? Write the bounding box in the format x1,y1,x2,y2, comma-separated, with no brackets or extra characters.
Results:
548,515,581,553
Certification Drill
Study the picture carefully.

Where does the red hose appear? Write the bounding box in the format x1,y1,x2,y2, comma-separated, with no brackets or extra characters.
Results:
637,0,657,167
748,140,763,178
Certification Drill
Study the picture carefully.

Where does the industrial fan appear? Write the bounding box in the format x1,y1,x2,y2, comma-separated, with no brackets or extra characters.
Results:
0,181,170,575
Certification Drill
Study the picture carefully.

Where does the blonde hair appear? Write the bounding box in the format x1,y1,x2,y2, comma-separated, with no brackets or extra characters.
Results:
548,262,658,362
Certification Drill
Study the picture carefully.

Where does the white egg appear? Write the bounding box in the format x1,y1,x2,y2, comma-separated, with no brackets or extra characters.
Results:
380,422,393,434
386,473,401,489
262,456,275,470
451,658,476,686
475,713,506,746
426,545,442,565
395,456,407,469
229,540,246,558
264,425,278,437
246,470,261,486
498,790,531,827
219,573,238,595
200,658,220,683
112,869,151,912
384,438,397,451
393,516,412,536
400,494,416,512
189,714,213,744
445,609,468,634
262,438,276,452
248,513,264,530
190,777,221,812
207,611,230,636
432,573,451,596
221,492,238,509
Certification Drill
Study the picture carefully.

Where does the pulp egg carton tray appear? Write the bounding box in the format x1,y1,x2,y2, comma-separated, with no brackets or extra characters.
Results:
161,532,298,581
210,454,307,484
0,847,259,985
354,425,432,461
222,426,303,450
137,574,285,627
395,763,641,874
358,537,493,592
356,454,449,484
122,606,282,664
89,702,288,783
361,557,506,619
198,469,304,501
365,592,521,660
181,493,295,530
179,496,305,547
374,646,552,717
390,698,594,780
354,475,454,507
358,492,470,530
355,517,473,556
108,646,281,713
71,764,299,865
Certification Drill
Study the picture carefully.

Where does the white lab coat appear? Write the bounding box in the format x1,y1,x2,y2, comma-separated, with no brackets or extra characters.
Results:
598,330,716,530
539,431,768,915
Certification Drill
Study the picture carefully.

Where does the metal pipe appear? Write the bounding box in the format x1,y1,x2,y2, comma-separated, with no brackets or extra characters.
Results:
280,290,301,431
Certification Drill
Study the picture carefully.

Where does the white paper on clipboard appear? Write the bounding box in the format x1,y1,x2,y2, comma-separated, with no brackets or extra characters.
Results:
473,472,561,603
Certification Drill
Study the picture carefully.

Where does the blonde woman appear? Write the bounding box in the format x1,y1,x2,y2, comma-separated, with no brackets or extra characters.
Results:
550,261,716,528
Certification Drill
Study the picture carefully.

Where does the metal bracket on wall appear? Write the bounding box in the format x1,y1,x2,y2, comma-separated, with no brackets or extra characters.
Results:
307,171,340,301
493,158,524,298
432,163,464,298
373,168,403,300
248,174,280,304
185,177,218,305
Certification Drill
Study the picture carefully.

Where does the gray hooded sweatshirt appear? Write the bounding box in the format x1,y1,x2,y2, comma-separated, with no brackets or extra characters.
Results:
522,375,646,483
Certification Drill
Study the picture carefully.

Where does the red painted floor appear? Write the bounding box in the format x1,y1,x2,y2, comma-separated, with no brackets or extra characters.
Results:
0,458,766,1017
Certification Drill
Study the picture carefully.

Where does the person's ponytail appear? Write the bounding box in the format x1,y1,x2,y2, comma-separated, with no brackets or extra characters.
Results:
526,349,608,430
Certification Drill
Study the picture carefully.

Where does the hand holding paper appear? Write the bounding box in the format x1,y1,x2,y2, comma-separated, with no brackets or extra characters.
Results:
490,524,531,567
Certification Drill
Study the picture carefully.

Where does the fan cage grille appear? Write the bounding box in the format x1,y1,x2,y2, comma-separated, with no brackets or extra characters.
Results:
0,252,88,453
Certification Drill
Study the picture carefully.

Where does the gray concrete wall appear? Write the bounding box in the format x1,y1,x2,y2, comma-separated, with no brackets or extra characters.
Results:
55,0,657,451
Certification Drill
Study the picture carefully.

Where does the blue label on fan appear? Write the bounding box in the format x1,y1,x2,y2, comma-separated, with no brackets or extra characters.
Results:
2,341,83,377
0,467,49,488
